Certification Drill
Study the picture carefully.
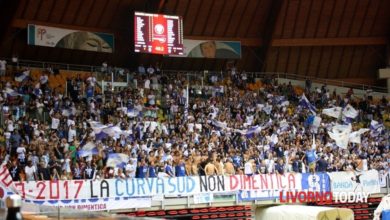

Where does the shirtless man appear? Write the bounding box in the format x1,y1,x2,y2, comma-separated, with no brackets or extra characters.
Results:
204,159,217,176
185,158,193,176
214,157,224,175
224,158,235,175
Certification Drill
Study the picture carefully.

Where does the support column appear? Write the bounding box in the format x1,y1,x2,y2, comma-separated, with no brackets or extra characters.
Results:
379,40,390,93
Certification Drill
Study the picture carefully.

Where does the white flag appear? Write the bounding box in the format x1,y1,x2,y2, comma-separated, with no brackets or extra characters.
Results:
102,126,123,138
349,128,370,144
328,124,352,149
342,104,359,119
322,107,342,119
106,153,130,168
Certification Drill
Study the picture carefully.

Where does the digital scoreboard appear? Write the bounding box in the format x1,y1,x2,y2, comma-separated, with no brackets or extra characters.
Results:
134,12,184,55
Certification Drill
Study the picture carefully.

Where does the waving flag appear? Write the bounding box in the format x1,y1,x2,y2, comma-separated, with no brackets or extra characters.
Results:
14,70,30,82
299,93,316,114
90,121,108,133
4,88,22,97
95,131,109,141
78,142,98,158
244,125,263,138
102,126,123,138
342,104,358,119
279,120,290,132
263,105,272,115
212,120,228,130
305,115,316,127
370,120,384,137
127,108,139,118
269,133,278,145
349,128,370,144
106,153,129,168
322,107,342,119
328,124,352,149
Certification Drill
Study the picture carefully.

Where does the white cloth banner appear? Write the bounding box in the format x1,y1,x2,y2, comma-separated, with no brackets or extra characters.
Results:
322,107,342,119
328,170,381,194
23,197,151,211
342,104,359,119
348,128,370,144
327,124,352,149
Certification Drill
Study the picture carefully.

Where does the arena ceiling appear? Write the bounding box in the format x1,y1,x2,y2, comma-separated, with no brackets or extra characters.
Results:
0,0,389,84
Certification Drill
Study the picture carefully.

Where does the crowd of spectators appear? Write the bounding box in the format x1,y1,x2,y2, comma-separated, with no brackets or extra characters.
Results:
0,63,389,182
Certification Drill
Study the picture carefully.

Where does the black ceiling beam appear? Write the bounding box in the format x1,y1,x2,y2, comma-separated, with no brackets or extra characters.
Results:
259,0,284,71
0,0,20,44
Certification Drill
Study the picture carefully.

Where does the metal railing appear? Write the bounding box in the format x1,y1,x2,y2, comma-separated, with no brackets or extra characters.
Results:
1,57,101,72
1,57,388,93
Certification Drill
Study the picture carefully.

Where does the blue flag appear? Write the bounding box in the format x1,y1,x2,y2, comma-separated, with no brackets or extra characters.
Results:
299,93,317,114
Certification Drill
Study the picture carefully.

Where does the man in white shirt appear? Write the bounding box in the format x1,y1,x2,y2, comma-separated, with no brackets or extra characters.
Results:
125,160,136,178
147,65,155,75
86,76,97,87
144,79,150,90
244,159,255,176
68,124,77,143
16,145,26,164
25,161,37,181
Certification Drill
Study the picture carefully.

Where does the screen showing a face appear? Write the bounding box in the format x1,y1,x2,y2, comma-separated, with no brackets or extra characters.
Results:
134,12,184,55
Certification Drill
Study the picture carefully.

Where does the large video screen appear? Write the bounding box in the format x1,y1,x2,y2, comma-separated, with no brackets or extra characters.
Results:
134,12,183,55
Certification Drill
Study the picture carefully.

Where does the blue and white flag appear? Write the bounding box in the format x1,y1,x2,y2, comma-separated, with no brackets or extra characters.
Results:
370,120,384,130
274,96,285,104
95,131,109,141
309,116,322,133
299,93,316,114
127,108,139,118
102,126,123,138
262,105,272,115
106,153,129,168
14,70,30,82
342,104,358,119
305,115,316,127
4,88,22,97
270,133,278,145
278,120,289,132
78,142,98,158
349,128,370,144
244,126,262,138
90,121,108,133
370,120,384,137
322,107,342,119
212,120,228,130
